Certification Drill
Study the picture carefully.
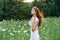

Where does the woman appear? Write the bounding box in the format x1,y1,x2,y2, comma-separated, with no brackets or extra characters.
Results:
29,6,44,40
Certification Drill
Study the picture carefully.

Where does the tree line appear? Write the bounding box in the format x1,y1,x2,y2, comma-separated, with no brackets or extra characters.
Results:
0,0,60,20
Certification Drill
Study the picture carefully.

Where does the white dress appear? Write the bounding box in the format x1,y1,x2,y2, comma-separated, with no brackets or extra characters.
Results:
29,16,40,40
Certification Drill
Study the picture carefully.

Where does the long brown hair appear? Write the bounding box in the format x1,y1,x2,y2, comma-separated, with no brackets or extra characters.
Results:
33,7,44,28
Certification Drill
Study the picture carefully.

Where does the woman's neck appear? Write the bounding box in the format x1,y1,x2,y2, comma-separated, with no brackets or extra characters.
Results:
33,14,36,17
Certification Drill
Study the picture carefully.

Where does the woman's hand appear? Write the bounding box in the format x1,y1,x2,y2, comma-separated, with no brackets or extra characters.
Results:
32,26,36,32
32,22,37,32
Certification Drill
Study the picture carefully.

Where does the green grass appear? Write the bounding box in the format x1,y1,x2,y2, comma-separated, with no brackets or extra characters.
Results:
0,17,60,40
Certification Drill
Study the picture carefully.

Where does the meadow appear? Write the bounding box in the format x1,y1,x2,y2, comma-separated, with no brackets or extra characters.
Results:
0,17,60,40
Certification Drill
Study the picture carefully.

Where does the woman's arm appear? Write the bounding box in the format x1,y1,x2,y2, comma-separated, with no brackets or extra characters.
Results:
32,20,38,32
32,23,37,32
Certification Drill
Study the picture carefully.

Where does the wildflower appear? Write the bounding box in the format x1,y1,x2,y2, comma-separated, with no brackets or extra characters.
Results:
24,30,27,33
2,29,6,31
10,33,14,35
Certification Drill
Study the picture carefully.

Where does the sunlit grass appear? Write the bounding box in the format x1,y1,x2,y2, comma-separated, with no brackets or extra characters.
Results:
0,17,60,40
